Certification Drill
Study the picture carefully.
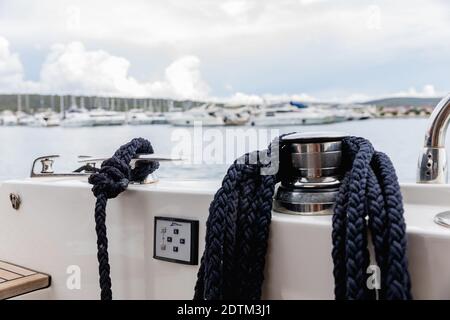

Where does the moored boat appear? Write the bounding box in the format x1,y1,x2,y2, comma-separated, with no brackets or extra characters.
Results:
127,109,167,125
16,111,34,126
89,108,126,126
29,111,60,127
250,102,335,126
0,110,18,126
61,106,95,127
166,103,249,126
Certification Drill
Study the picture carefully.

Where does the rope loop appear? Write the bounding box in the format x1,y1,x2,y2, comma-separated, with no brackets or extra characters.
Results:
195,134,412,300
89,137,159,300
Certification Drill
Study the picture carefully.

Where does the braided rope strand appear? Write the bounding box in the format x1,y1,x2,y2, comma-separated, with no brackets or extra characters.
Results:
89,137,159,300
332,174,349,300
196,134,411,300
235,164,260,298
371,151,411,299
343,137,374,299
94,193,112,300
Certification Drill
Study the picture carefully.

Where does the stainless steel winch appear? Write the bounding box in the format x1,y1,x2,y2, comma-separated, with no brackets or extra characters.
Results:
273,132,348,215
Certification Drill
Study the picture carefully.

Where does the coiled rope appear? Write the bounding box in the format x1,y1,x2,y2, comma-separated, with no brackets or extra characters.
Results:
88,137,159,300
194,135,411,300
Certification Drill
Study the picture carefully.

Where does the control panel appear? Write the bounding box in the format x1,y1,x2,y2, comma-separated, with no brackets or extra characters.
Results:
153,216,199,265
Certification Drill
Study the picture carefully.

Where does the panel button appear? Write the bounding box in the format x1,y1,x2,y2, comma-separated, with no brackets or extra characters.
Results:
154,217,199,265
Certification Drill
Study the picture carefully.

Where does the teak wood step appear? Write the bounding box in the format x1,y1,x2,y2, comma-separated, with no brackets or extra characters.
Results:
0,260,51,299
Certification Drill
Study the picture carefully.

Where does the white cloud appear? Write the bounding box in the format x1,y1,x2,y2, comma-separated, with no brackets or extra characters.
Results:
0,36,32,93
0,37,22,78
224,92,264,104
39,42,144,96
2,0,449,52
217,91,318,105
0,40,209,99
0,36,444,104
299,0,327,4
324,85,442,103
1,1,450,101
391,85,439,98
163,56,210,100
0,38,325,102
220,0,256,19
220,85,444,105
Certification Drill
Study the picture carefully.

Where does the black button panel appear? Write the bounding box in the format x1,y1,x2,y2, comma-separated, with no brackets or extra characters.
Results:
153,217,199,265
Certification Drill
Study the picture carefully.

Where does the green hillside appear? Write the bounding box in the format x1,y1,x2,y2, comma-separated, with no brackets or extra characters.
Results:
0,94,442,112
363,97,441,107
0,94,203,113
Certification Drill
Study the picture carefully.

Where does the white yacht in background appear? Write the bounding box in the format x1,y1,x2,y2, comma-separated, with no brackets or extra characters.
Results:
329,108,351,122
166,103,249,126
61,106,95,127
223,111,250,125
0,110,18,126
127,109,167,125
351,109,372,120
327,107,361,122
30,111,60,127
16,111,34,126
250,102,335,126
222,104,252,125
166,104,223,126
332,104,373,121
147,112,167,124
89,108,126,126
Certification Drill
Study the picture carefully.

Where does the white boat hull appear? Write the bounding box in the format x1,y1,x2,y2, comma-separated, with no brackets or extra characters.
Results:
29,119,60,127
61,121,95,127
89,109,126,126
92,116,126,126
252,115,335,126
128,115,167,125
165,104,249,127
2,118,18,126
168,117,225,127
61,117,96,127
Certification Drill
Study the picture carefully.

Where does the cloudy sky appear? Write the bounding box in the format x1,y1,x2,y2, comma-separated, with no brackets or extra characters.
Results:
0,0,449,102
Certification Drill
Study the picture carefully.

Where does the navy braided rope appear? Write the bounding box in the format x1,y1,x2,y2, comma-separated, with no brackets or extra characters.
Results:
88,137,159,300
194,135,411,300
194,142,278,300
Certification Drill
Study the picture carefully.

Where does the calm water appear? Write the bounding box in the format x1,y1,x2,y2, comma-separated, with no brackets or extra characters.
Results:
0,118,432,183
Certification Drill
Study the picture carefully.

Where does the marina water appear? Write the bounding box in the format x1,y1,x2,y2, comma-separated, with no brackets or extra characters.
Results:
0,118,431,182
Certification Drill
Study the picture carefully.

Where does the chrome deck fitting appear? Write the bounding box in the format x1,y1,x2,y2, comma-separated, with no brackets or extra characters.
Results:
273,131,347,215
417,93,450,184
9,193,21,210
415,93,450,227
30,154,183,183
434,211,450,228
30,155,92,178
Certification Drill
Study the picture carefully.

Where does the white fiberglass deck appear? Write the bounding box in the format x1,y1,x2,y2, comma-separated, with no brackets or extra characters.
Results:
0,177,449,299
